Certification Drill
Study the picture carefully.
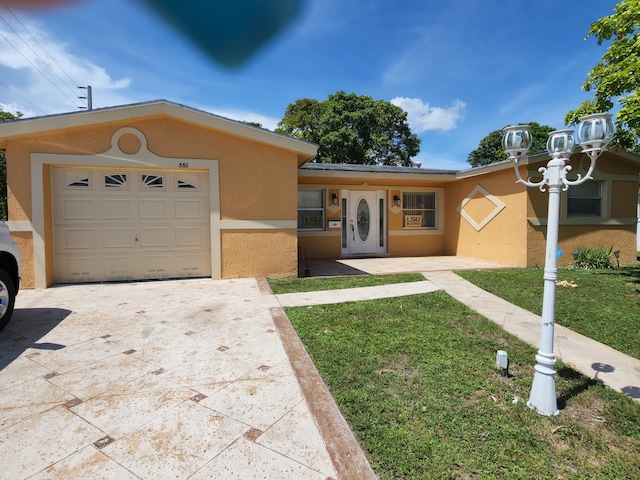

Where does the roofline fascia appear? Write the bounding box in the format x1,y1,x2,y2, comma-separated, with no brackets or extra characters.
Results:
455,152,557,179
456,160,519,179
299,168,458,182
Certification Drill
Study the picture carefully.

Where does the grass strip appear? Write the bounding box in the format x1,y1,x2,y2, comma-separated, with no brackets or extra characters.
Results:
267,273,425,294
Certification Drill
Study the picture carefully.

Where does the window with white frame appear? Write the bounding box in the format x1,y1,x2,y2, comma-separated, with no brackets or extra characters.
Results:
403,192,436,228
298,190,325,230
567,181,602,217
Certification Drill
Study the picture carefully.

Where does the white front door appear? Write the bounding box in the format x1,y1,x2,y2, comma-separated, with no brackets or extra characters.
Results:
348,191,380,254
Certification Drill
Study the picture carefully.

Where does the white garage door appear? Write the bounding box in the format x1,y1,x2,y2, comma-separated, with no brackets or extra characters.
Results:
52,167,211,284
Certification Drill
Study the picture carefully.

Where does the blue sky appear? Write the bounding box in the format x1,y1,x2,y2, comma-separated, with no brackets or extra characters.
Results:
0,0,618,170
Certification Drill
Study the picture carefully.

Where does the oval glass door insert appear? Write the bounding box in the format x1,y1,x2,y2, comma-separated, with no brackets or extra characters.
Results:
357,197,370,241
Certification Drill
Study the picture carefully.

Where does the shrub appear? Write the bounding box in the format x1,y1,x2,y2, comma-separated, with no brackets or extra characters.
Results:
573,246,613,269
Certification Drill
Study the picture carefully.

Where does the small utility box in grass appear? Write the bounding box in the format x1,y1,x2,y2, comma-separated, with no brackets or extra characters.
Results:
496,350,509,376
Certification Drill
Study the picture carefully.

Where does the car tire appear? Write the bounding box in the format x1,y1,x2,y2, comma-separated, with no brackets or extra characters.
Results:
0,268,16,330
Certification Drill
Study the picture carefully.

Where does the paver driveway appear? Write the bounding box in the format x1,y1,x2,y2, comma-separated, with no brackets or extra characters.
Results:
0,278,339,479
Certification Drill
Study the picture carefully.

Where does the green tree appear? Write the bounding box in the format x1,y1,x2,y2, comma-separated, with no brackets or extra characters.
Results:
276,91,421,166
564,0,640,152
467,122,555,167
0,108,23,220
242,121,262,128
276,98,322,143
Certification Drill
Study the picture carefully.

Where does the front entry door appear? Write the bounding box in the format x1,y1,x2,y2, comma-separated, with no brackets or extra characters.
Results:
349,191,380,254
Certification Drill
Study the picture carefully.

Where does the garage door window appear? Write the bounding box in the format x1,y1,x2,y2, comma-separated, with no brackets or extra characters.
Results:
69,178,89,188
104,174,128,189
64,170,91,189
177,173,201,190
141,174,164,190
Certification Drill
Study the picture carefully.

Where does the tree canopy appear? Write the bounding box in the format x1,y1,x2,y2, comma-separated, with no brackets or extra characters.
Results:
0,108,23,220
276,91,420,166
564,0,640,152
467,122,555,167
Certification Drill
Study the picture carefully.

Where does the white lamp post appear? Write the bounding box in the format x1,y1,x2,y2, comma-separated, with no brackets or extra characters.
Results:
502,113,616,416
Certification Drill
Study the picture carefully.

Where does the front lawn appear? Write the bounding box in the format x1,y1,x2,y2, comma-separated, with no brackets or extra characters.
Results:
284,291,640,479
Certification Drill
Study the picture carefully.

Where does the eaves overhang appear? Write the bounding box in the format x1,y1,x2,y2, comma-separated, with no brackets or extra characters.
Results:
299,163,458,183
455,158,517,179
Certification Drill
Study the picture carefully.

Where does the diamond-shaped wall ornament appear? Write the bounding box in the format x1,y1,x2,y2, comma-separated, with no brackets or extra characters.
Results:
457,185,506,232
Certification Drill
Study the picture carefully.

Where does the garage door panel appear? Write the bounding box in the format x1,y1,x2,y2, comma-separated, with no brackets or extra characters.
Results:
139,227,170,248
58,228,98,250
176,253,211,277
57,255,101,283
53,167,211,284
175,199,206,219
57,198,96,221
104,255,139,281
102,198,135,220
141,255,172,279
139,198,169,219
175,226,208,247
103,227,136,249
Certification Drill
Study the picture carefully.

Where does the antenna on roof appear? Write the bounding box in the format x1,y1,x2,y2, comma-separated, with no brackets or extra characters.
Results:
77,86,92,111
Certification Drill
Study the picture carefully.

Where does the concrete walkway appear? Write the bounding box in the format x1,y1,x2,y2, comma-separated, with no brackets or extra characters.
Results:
277,280,440,307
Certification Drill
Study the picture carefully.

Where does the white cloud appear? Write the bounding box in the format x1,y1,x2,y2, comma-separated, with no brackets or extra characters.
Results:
0,18,131,117
391,97,466,132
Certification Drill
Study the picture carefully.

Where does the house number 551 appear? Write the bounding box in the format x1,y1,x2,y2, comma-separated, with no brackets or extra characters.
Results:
179,162,189,168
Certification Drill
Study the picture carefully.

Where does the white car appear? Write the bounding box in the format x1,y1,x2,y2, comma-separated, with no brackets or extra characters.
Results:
0,221,20,330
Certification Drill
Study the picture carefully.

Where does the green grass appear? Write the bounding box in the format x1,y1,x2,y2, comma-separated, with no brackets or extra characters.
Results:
285,293,640,479
267,273,425,294
458,267,640,359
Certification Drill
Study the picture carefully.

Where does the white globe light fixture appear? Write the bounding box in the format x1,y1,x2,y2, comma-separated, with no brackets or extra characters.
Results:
502,113,615,416
502,125,532,163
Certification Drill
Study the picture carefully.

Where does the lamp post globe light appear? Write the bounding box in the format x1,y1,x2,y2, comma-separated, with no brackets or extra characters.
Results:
502,113,615,416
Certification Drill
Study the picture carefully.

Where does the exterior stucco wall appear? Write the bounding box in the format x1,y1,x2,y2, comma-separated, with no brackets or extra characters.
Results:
297,234,342,258
527,225,637,267
611,180,638,218
11,232,34,288
5,115,302,287
387,234,445,256
221,230,298,278
444,167,528,266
